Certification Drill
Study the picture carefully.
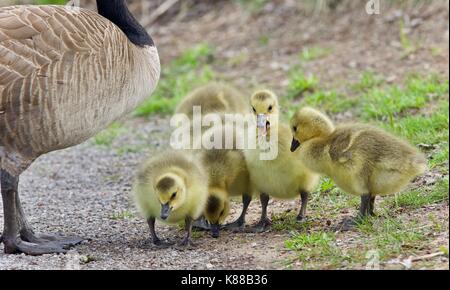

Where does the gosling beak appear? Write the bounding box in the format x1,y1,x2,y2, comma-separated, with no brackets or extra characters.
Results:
257,114,268,137
160,203,171,220
211,224,220,238
290,138,301,152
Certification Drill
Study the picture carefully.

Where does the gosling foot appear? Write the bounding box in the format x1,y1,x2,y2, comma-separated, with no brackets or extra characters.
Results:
152,238,175,248
223,219,245,232
296,214,309,222
177,237,195,249
192,218,211,231
247,218,272,233
334,216,368,232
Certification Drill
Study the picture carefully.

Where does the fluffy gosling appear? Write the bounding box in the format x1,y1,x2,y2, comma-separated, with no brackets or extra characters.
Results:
290,107,427,229
243,90,320,232
132,152,208,246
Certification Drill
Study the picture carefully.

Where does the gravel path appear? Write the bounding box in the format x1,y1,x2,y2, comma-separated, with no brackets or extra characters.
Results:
0,117,293,270
1,0,448,270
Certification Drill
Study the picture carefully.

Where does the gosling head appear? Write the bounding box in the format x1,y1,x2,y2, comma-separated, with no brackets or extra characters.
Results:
204,190,230,238
155,173,187,220
250,90,279,137
290,107,335,152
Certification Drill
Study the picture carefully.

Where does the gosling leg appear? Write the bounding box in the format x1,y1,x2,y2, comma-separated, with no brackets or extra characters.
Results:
147,217,173,247
296,191,309,222
223,194,252,231
248,193,272,233
336,193,372,232
369,196,376,216
192,216,211,231
179,217,194,247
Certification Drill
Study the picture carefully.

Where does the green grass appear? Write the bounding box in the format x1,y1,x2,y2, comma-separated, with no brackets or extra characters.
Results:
93,123,124,147
383,102,449,145
233,0,268,12
300,90,357,114
385,177,449,210
430,145,449,169
134,43,216,116
285,215,435,269
285,232,343,265
271,211,314,232
286,71,319,99
360,75,448,121
299,47,332,62
352,71,384,92
109,210,134,220
399,20,418,57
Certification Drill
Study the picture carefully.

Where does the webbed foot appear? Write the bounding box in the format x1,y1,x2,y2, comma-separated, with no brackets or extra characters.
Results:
3,237,68,256
246,218,272,233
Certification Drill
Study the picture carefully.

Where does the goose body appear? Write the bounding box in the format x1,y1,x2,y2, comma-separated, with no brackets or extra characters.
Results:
0,0,160,255
290,107,427,229
0,4,160,174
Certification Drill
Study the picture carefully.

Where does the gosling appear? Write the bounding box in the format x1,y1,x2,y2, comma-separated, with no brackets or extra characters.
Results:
243,90,320,232
175,83,252,236
176,82,249,119
290,107,427,230
195,123,252,238
132,151,208,246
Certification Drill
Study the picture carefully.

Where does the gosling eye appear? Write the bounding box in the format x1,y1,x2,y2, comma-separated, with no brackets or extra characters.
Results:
220,210,225,216
268,105,273,112
293,126,297,132
252,107,256,113
171,192,177,200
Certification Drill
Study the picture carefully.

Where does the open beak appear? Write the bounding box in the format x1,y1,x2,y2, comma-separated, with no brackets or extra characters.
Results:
211,224,220,238
160,203,171,220
257,114,269,137
290,138,301,152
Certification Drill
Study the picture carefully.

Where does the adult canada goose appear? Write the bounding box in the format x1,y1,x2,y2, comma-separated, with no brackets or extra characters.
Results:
290,107,427,230
0,0,160,255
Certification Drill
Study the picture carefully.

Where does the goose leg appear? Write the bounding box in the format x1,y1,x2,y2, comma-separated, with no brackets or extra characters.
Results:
15,192,83,247
336,193,372,232
147,217,173,247
248,193,271,233
296,191,309,222
1,169,67,255
223,194,252,231
179,217,194,247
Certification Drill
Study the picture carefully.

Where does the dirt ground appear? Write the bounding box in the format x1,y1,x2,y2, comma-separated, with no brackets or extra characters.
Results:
0,0,449,269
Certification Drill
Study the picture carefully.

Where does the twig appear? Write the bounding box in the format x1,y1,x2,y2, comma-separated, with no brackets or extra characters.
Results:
410,252,446,262
141,0,179,28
